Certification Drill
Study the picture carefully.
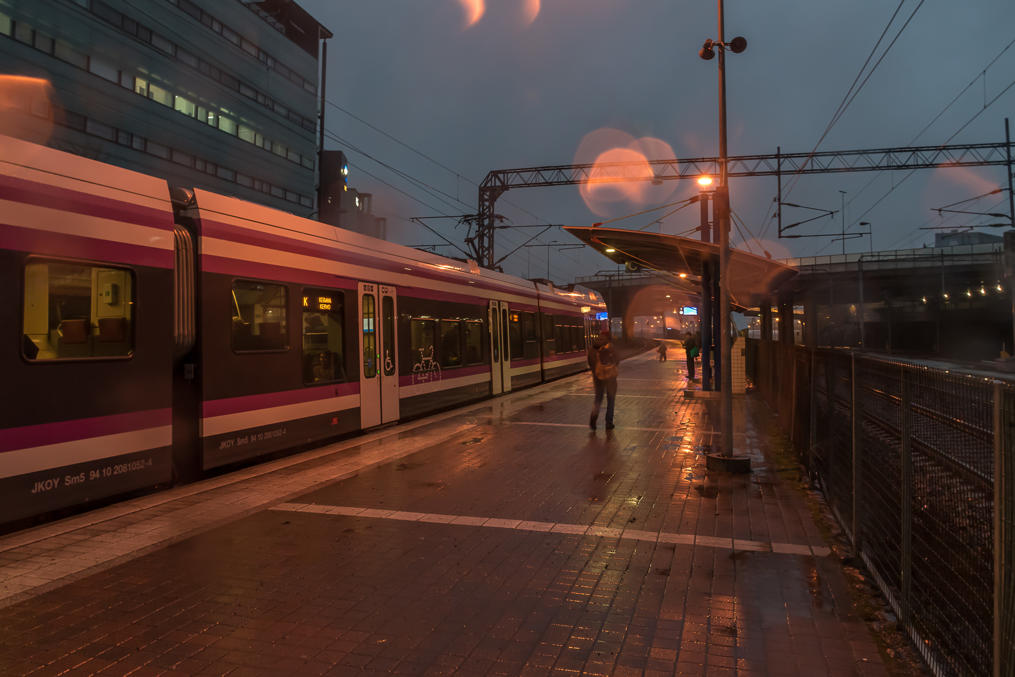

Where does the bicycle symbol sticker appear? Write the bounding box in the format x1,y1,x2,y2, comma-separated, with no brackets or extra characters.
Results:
411,345,442,385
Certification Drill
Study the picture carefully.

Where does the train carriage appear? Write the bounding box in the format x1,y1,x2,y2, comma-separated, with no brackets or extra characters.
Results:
1,135,175,522
0,134,606,529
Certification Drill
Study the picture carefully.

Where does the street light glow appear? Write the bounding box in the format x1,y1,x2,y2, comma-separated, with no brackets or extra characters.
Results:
604,247,616,253
678,272,688,278
697,175,713,187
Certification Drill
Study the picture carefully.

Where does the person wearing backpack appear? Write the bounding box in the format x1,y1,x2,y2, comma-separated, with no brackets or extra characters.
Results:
588,329,619,431
683,331,699,381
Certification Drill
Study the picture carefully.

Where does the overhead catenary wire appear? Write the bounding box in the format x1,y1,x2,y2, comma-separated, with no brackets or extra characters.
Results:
780,0,915,202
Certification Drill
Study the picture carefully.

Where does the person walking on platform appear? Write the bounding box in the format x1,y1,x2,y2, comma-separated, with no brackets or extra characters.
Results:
588,329,619,431
657,341,668,361
683,331,699,381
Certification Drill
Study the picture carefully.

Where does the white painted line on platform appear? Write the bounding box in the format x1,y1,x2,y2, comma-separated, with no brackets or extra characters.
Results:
270,502,831,558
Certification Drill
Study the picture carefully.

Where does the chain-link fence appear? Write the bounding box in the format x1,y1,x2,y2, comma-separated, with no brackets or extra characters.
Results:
747,340,1014,677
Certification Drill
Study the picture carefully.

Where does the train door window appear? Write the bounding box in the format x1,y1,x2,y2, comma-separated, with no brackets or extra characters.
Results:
508,312,522,358
439,320,462,367
22,260,134,361
232,280,287,351
362,292,376,378
500,307,509,359
382,296,395,376
491,310,500,362
464,320,484,365
301,288,345,384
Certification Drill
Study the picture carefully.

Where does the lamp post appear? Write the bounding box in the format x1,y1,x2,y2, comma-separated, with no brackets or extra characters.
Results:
699,3,747,468
698,175,714,391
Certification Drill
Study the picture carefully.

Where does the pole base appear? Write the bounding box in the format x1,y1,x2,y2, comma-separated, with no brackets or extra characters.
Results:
706,453,752,474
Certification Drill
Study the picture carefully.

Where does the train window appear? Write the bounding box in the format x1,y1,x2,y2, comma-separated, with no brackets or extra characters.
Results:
463,321,484,365
522,312,539,359
232,280,287,351
382,296,395,376
22,261,134,361
362,293,376,378
302,289,345,384
439,320,462,367
541,313,555,355
508,312,523,359
410,318,436,370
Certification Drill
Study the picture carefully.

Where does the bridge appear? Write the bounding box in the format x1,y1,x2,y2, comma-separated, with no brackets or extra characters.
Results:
577,240,1013,361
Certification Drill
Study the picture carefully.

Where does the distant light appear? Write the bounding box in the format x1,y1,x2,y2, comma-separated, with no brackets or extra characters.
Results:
921,296,927,304
966,289,973,297
665,294,671,298
943,293,950,301
997,283,1004,293
979,286,987,296
341,165,349,177
605,247,616,253
697,176,713,187
678,272,688,279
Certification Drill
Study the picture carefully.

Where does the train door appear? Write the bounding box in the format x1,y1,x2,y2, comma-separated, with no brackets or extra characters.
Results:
359,282,399,428
489,300,512,394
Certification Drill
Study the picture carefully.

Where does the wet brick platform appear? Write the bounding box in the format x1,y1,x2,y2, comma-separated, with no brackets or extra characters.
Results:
0,351,889,676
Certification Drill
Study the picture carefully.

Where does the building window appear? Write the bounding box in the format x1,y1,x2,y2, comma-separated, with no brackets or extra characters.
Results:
0,12,11,37
174,95,196,117
218,115,237,135
238,124,256,144
147,83,172,107
302,289,345,384
22,260,134,361
14,19,32,44
54,40,87,68
232,280,287,352
133,76,148,97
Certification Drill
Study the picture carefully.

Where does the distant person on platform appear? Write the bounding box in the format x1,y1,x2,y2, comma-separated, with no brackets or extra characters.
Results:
588,329,619,431
657,341,668,361
683,331,699,381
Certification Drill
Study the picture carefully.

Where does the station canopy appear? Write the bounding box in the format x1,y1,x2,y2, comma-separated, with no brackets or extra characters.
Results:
564,226,798,308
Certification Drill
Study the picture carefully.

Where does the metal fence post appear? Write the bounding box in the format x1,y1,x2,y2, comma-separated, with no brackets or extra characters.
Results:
851,352,861,556
900,366,912,627
808,348,817,481
993,382,1001,677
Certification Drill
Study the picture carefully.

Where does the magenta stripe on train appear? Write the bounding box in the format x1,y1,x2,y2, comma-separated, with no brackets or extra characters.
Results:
0,174,173,230
202,382,361,418
0,408,172,454
0,223,174,269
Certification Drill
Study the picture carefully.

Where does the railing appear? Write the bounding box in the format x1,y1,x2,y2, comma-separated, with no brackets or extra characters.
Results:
748,339,1014,677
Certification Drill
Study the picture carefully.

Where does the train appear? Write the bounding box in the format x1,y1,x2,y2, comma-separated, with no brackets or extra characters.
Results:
0,134,606,529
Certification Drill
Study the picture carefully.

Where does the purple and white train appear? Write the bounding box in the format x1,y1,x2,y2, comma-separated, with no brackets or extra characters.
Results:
0,134,605,528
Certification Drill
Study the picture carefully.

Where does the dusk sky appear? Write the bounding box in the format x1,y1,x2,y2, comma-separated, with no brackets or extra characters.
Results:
302,0,1015,283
